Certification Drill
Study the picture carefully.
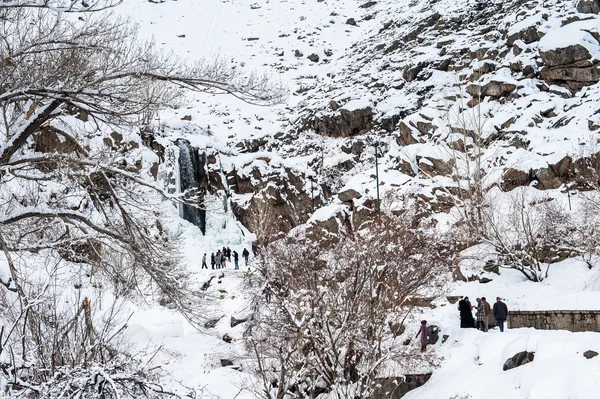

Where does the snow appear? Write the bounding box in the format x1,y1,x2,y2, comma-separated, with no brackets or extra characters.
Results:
11,0,600,397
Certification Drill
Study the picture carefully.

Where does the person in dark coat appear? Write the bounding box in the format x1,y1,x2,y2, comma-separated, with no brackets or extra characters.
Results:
233,251,239,270
242,248,250,266
458,296,475,328
493,297,509,332
210,253,215,270
226,247,232,262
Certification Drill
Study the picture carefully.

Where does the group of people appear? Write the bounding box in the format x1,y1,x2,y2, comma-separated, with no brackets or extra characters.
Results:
458,296,509,332
201,247,250,270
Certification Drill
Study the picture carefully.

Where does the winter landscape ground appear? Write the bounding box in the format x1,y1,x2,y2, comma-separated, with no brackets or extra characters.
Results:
3,0,600,398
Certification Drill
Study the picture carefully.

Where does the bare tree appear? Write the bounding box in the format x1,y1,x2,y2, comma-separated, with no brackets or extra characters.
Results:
0,1,283,396
481,188,582,282
247,215,453,398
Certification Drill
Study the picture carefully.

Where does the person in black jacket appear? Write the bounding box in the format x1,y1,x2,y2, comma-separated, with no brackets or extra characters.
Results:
233,251,239,270
458,296,475,328
242,248,250,266
210,253,215,270
493,297,509,332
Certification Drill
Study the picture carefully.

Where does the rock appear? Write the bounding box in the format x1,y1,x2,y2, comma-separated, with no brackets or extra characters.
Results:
303,107,373,137
204,317,221,329
467,81,517,98
359,1,377,8
231,316,249,327
507,26,541,47
329,100,340,111
452,267,468,282
220,359,234,367
577,0,600,13
427,325,440,345
540,44,591,67
338,189,362,202
181,115,192,121
403,63,427,82
346,18,357,26
483,260,500,275
479,277,493,284
503,351,535,371
294,49,303,57
396,122,419,146
307,53,320,62
446,296,461,304
222,334,232,343
388,322,405,337
584,350,599,359
501,168,530,191
442,334,449,344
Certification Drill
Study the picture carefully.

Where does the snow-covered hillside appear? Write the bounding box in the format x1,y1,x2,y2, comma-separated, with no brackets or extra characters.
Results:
4,0,600,397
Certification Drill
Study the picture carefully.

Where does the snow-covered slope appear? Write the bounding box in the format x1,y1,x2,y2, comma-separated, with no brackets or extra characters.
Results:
96,0,600,397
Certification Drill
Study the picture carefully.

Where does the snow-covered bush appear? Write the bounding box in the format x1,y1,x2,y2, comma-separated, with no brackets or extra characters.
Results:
247,215,454,398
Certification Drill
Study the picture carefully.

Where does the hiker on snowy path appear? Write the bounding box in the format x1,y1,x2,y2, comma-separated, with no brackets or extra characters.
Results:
482,297,491,332
415,320,429,352
202,253,208,269
475,298,487,332
226,247,232,262
211,253,216,269
242,248,250,266
233,250,239,270
216,251,222,269
458,296,475,328
493,297,509,332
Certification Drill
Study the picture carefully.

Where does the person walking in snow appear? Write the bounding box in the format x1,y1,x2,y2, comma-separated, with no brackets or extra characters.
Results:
216,251,222,269
221,252,227,268
201,253,208,269
226,247,232,262
211,253,216,270
233,250,239,270
242,248,250,266
493,297,509,332
415,320,429,352
458,296,475,328
475,298,486,331
482,297,491,332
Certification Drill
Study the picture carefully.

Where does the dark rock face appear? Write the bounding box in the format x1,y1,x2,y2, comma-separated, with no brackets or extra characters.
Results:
503,351,535,371
577,0,600,13
427,325,440,345
371,374,432,399
303,107,373,137
584,350,599,359
176,139,207,234
507,26,541,46
539,44,600,90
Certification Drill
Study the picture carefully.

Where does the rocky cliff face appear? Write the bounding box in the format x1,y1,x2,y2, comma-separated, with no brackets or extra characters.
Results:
146,0,600,245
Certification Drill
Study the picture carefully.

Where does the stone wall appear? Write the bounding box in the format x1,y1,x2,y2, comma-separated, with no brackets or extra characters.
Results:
509,310,600,332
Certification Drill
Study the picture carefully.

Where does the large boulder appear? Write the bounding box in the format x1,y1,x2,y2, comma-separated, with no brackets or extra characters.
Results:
503,351,535,371
303,107,373,137
539,28,600,90
577,0,600,13
507,25,541,47
466,81,517,98
338,189,362,202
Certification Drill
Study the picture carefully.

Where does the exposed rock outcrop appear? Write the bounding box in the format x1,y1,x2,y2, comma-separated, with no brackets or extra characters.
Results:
503,351,535,371
302,107,373,137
